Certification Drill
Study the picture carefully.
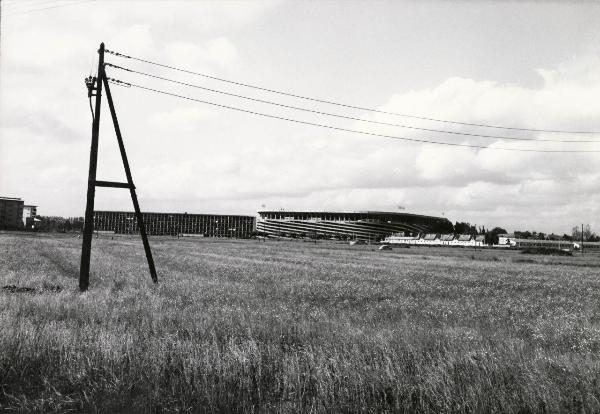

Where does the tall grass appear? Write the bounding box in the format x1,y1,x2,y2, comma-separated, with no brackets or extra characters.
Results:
1,234,600,412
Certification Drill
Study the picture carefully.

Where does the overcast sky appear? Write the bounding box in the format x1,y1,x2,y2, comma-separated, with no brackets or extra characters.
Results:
2,0,600,234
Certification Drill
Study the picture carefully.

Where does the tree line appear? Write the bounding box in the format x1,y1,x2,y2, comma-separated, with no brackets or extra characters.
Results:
32,216,84,233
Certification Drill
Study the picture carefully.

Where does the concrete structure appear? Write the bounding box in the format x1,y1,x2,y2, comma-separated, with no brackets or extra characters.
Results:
385,233,599,250
419,233,440,245
440,234,455,245
257,210,451,241
0,197,24,230
511,238,576,250
454,234,475,246
498,234,516,246
93,211,255,238
384,235,420,244
384,233,487,248
22,205,37,229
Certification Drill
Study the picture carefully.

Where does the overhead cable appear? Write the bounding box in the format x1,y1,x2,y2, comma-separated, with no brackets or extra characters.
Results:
105,63,600,144
2,0,92,16
105,48,600,135
108,79,600,153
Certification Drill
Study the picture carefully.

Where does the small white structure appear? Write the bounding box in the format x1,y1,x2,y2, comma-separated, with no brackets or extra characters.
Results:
383,234,419,245
439,234,455,245
451,234,474,247
420,233,440,246
498,234,516,246
474,235,486,247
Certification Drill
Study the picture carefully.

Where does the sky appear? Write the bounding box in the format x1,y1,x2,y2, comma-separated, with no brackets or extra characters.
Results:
1,0,600,235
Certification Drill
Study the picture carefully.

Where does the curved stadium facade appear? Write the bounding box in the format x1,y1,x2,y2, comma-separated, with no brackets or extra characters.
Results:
257,211,451,241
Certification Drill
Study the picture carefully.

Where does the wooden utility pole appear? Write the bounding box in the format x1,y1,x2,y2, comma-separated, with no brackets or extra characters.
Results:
79,42,157,291
80,43,105,292
582,223,584,255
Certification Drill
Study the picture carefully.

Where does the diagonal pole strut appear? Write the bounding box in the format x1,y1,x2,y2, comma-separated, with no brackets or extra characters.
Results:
102,74,158,284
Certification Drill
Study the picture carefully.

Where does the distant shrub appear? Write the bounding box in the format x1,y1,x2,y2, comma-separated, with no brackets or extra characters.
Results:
512,257,537,264
521,247,572,256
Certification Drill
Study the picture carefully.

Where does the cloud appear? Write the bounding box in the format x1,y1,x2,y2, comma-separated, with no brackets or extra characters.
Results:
105,1,282,34
163,37,239,70
165,53,600,232
150,106,217,132
108,24,155,57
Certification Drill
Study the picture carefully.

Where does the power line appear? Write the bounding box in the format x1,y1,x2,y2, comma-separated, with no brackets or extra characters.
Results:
2,0,92,17
108,78,600,153
105,62,600,144
2,0,59,9
105,48,600,135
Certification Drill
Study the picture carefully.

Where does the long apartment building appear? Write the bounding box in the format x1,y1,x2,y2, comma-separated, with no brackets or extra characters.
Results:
257,210,451,241
0,197,24,230
93,210,256,238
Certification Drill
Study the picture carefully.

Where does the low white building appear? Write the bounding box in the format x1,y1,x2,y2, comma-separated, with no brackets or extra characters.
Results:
498,234,516,246
451,234,474,246
439,234,455,245
384,234,419,245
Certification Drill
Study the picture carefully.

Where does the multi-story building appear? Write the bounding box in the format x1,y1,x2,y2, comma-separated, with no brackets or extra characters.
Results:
0,197,24,230
22,205,37,229
93,210,256,238
257,210,451,241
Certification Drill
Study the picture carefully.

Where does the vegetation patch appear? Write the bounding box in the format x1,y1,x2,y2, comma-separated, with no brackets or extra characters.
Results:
521,247,573,256
1,234,599,412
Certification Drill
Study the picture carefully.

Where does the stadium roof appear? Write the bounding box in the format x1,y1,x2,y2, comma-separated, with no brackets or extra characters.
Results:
258,210,447,221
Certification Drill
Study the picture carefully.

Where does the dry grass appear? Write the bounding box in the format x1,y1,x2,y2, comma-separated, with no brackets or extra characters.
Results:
1,233,600,413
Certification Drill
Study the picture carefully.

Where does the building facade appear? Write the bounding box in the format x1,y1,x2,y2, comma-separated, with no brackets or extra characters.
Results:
22,205,37,229
93,211,256,238
257,210,451,241
0,197,24,230
385,233,485,247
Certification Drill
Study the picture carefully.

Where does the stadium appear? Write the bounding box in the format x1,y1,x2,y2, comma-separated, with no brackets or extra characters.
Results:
257,210,452,241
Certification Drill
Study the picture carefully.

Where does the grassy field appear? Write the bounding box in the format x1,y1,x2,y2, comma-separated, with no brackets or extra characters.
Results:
1,233,600,413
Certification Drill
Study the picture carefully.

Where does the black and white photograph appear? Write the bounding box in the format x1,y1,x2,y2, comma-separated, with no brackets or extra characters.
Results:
1,0,600,412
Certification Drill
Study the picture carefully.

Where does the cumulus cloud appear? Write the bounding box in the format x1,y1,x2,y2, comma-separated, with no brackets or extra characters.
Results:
163,37,239,70
112,50,600,232
160,54,600,233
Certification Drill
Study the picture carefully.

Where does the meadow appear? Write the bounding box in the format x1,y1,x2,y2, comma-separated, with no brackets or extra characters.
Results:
1,232,600,413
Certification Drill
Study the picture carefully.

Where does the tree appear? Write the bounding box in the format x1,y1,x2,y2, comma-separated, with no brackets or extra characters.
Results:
485,227,507,245
454,222,469,234
432,220,454,234
515,230,532,239
572,224,596,242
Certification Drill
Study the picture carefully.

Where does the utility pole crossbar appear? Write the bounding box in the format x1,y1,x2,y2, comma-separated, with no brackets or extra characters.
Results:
95,180,135,189
79,42,157,291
